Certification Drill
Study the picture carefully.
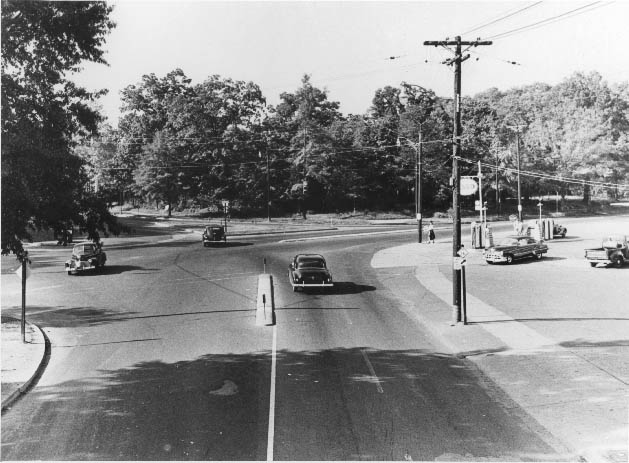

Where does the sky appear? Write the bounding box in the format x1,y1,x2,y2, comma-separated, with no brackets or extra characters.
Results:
71,0,629,124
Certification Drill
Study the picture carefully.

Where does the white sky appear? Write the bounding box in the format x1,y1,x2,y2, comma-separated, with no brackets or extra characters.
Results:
71,0,629,124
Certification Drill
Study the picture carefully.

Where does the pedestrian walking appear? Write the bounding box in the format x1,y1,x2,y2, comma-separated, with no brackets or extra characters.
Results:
428,221,435,243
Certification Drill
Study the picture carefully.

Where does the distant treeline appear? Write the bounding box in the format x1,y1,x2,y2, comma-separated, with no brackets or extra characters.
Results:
84,70,629,218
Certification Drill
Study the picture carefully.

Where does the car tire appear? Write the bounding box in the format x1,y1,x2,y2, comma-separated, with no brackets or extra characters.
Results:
534,252,543,260
67,271,72,276
612,256,624,268
561,232,566,238
589,262,597,268
506,254,514,264
486,260,493,265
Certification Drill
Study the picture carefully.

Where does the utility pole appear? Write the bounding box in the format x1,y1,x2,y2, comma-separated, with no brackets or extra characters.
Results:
495,153,500,214
417,127,423,243
507,125,525,221
260,150,272,221
424,36,491,324
478,160,484,226
266,151,271,222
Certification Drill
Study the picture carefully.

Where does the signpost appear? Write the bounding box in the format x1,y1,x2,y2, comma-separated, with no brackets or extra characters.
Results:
221,200,229,240
15,252,30,342
455,247,469,324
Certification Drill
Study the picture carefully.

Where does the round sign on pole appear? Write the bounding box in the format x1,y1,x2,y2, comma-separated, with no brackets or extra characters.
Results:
460,178,478,196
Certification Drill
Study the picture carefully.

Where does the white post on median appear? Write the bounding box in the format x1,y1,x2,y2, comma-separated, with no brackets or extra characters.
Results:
256,274,275,326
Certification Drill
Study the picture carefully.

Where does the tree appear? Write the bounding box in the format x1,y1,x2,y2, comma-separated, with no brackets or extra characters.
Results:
2,1,119,255
118,70,269,213
271,75,341,216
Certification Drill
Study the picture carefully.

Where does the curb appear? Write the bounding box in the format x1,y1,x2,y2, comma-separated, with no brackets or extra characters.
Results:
1,321,51,413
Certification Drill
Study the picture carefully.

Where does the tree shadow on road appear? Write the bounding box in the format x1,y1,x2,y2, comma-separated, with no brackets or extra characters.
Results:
0,347,565,461
203,241,254,248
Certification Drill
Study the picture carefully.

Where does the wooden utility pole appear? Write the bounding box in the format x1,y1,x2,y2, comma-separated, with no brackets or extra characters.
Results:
417,127,423,243
423,36,491,324
507,125,525,221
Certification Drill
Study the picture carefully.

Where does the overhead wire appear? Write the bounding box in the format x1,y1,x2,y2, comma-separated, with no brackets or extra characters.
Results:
459,1,544,36
458,157,628,191
484,1,609,41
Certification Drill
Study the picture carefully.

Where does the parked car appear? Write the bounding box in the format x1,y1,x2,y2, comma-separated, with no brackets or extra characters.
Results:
553,223,567,238
288,254,333,291
484,235,548,264
65,242,106,275
585,235,629,268
202,225,226,245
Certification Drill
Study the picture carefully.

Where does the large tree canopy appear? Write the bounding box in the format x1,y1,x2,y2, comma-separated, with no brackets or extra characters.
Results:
1,1,118,254
104,70,628,217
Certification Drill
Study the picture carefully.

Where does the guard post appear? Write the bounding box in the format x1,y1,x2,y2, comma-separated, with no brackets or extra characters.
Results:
256,273,275,326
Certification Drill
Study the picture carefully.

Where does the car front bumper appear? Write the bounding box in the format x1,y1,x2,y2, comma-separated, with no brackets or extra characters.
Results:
484,253,507,263
65,261,96,272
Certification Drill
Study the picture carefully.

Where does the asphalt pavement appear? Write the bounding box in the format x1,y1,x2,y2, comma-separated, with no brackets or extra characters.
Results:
2,219,627,462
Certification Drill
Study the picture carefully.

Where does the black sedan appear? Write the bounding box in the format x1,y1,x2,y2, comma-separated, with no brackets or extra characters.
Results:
484,235,548,264
288,254,334,292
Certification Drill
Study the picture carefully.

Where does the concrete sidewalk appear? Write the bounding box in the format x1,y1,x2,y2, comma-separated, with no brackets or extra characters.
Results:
1,316,48,411
372,242,628,463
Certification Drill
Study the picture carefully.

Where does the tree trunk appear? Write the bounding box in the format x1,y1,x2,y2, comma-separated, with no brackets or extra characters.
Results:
582,184,590,204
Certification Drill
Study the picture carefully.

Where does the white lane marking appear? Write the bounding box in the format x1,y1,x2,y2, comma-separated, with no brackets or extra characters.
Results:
267,324,277,461
361,349,384,394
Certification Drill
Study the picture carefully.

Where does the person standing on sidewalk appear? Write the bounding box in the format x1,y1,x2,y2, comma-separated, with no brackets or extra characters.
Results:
428,221,435,243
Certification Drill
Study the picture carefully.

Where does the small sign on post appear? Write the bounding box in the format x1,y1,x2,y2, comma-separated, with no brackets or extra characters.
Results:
15,264,31,280
453,256,466,270
460,178,478,196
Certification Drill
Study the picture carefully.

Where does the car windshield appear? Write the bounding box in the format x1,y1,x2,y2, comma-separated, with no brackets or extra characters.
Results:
602,236,625,247
298,259,325,269
498,238,518,246
73,244,94,254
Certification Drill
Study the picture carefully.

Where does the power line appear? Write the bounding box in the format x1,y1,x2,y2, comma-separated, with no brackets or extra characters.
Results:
459,157,629,191
485,1,609,41
460,1,543,36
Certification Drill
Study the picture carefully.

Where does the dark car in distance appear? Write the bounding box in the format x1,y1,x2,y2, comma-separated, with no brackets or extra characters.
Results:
553,223,567,238
288,254,333,292
484,235,548,264
203,225,226,245
65,242,106,275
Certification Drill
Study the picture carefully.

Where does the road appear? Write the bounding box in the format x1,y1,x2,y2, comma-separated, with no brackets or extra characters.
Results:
1,216,626,460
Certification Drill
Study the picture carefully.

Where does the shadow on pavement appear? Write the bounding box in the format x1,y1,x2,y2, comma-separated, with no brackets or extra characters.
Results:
0,347,565,461
65,265,160,276
202,241,254,248
468,316,629,325
331,282,377,294
0,306,142,328
559,339,629,348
